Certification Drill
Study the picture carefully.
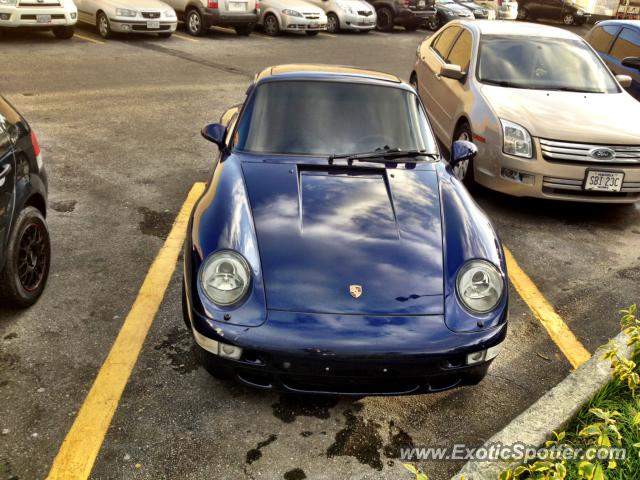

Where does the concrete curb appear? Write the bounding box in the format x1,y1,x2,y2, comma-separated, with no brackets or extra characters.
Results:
452,330,633,480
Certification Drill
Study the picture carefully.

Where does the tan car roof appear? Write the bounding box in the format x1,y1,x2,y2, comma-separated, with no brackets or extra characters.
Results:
462,19,580,40
254,64,401,83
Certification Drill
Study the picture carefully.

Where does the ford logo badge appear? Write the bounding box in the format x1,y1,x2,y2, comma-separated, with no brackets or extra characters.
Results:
588,147,615,160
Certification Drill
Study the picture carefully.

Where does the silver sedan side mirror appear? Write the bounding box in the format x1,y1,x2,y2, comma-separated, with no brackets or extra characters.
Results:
616,74,633,88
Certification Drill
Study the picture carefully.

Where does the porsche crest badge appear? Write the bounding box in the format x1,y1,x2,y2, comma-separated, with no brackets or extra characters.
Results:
349,284,363,299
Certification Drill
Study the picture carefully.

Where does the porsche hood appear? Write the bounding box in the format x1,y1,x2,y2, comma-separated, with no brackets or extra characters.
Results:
241,161,445,315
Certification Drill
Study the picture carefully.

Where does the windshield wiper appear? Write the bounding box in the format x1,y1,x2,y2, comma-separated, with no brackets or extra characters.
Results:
481,79,530,89
328,148,438,164
546,86,605,94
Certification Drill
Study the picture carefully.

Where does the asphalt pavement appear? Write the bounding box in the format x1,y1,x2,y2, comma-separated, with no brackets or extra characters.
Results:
1,22,639,480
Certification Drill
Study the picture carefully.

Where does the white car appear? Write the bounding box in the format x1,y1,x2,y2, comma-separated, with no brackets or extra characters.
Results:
75,0,178,38
473,0,517,19
258,0,327,36
0,0,77,39
306,0,375,33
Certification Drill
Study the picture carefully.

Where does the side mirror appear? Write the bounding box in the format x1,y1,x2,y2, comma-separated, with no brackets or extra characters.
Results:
440,63,466,81
616,74,633,88
451,140,477,165
201,123,227,148
622,56,640,71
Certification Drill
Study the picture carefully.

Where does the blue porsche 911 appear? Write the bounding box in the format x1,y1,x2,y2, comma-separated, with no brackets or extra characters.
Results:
182,64,508,396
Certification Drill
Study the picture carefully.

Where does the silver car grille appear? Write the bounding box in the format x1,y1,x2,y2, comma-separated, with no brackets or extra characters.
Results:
358,10,373,16
540,138,640,164
543,176,640,193
17,0,62,6
141,11,161,18
303,13,320,19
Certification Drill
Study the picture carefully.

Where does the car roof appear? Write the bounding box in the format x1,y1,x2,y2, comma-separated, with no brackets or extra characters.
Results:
594,19,640,29
254,64,403,85
458,19,581,40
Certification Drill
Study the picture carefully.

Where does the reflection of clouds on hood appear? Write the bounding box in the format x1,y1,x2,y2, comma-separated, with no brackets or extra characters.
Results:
242,163,446,315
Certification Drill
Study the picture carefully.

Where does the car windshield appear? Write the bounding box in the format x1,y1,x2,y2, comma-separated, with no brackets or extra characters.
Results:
437,0,455,4
234,80,438,156
478,35,620,93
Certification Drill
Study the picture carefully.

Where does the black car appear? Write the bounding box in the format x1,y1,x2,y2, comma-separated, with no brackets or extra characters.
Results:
452,0,495,18
367,0,436,32
0,96,50,308
517,0,589,25
426,0,474,31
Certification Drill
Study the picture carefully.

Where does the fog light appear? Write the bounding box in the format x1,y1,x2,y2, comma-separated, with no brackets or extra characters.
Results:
466,343,502,365
71,12,77,19
0,13,10,20
122,24,131,31
192,329,243,360
501,168,534,185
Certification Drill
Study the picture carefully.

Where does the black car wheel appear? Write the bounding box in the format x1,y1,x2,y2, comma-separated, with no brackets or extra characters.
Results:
517,7,527,20
562,13,576,25
263,13,280,36
409,72,419,92
52,25,75,39
426,14,440,31
186,8,205,36
0,207,51,308
452,123,476,187
375,7,394,32
327,12,340,33
234,25,253,35
97,12,112,39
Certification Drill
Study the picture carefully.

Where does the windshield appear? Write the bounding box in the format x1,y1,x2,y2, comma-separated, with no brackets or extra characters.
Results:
478,35,619,93
437,0,455,4
234,80,438,156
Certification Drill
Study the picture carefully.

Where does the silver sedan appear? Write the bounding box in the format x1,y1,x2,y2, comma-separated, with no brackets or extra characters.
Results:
411,20,640,203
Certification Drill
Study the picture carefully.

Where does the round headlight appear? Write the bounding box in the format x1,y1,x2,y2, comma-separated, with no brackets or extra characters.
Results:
456,260,504,314
200,250,251,306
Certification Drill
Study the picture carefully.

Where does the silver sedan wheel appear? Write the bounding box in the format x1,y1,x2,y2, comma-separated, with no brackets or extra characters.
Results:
453,131,471,181
98,15,110,38
563,13,575,25
264,15,279,36
188,11,201,34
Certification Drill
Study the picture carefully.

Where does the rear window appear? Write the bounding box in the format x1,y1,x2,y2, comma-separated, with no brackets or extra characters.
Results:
234,80,437,156
589,25,620,53
610,27,640,61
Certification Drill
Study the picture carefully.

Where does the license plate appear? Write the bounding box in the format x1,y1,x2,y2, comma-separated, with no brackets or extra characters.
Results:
229,1,245,11
418,0,425,6
309,22,318,28
147,20,160,29
37,14,52,24
584,170,624,192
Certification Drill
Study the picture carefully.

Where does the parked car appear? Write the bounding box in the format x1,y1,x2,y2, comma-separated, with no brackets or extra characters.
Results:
258,0,327,35
517,0,588,25
427,0,473,30
474,0,517,19
0,96,50,308
366,0,435,32
410,21,640,203
163,0,258,36
182,64,508,395
0,0,77,39
453,0,496,19
306,0,376,33
75,0,178,38
585,20,640,101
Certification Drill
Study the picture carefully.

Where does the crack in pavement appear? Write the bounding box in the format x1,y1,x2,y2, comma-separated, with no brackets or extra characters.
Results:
126,41,254,78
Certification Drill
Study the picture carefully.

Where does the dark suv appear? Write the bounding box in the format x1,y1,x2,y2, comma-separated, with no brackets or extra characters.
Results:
0,96,50,308
517,0,589,25
367,0,435,32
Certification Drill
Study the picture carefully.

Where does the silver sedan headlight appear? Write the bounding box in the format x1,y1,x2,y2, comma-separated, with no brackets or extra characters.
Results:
200,250,251,306
282,9,302,17
0,0,18,5
501,119,533,159
164,9,176,18
116,8,138,17
456,260,504,313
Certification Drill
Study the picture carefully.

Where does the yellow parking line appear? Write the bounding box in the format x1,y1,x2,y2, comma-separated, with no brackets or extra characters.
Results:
47,182,206,480
322,32,338,38
73,33,105,45
174,32,200,42
504,247,591,369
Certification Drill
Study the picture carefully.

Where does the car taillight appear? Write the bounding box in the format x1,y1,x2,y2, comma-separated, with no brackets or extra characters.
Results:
208,0,218,7
497,0,502,5
30,130,41,157
255,1,260,9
